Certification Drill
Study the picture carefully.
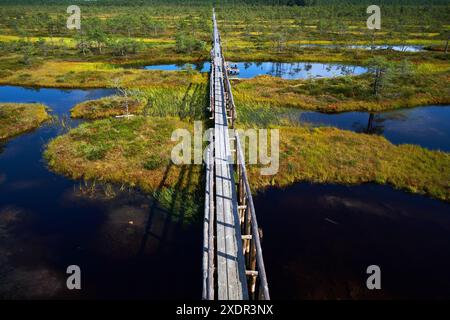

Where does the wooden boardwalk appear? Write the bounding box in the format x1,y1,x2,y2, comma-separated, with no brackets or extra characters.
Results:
202,10,270,301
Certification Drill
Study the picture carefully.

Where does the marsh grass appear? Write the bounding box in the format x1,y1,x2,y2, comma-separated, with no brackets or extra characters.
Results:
71,95,147,119
44,116,204,222
248,126,450,202
233,70,450,113
141,83,208,120
237,99,303,128
49,114,76,134
0,60,208,89
0,103,51,140
75,179,118,200
69,83,208,121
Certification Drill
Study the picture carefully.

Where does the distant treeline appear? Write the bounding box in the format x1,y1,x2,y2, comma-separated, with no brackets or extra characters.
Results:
0,0,449,6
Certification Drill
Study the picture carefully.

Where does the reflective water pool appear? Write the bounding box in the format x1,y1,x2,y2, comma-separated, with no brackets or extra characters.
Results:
298,106,450,152
144,61,367,79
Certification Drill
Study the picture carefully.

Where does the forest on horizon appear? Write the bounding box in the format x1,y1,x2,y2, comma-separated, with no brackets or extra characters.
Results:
0,0,449,6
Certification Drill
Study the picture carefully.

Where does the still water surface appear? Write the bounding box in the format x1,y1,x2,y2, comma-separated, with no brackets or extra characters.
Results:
145,61,367,79
254,183,450,299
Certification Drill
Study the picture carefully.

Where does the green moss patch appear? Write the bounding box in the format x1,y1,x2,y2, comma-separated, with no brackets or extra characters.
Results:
71,96,147,119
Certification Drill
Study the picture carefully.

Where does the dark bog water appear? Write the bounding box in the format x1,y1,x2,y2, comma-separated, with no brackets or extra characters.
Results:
0,86,202,299
145,62,367,79
253,183,450,299
298,106,450,152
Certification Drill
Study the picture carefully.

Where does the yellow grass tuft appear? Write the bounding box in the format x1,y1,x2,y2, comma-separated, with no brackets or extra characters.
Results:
0,103,51,140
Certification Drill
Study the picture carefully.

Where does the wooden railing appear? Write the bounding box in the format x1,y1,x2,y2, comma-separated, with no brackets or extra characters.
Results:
220,37,237,128
235,132,270,300
202,130,215,300
202,45,216,300
209,49,215,114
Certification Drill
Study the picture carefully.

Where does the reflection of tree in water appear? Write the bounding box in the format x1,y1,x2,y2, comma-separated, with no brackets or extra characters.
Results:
304,63,312,72
352,113,384,134
292,63,303,74
193,61,205,71
338,65,356,76
285,63,303,78
251,62,361,79
268,62,283,77
305,63,313,78
354,111,408,135
0,143,4,155
268,62,311,78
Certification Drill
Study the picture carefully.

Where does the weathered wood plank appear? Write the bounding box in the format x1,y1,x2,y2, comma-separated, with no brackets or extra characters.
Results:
202,143,212,300
213,16,248,299
204,11,250,300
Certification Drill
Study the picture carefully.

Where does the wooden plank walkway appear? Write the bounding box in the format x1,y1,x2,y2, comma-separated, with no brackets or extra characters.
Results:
203,9,269,301
212,11,248,300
